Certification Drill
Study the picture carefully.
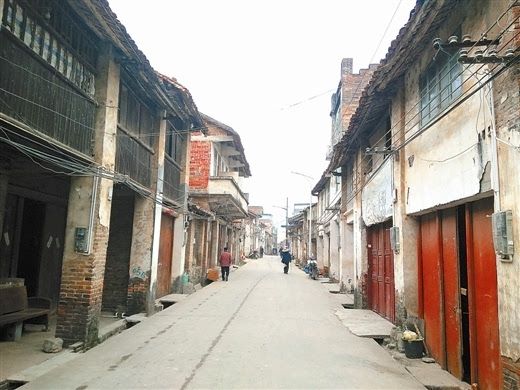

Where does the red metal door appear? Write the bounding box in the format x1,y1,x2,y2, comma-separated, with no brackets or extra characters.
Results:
467,198,500,390
441,209,463,378
367,222,395,323
420,212,445,367
157,214,174,298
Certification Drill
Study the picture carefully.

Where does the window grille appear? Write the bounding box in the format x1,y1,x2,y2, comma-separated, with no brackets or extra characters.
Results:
420,52,462,126
2,0,96,96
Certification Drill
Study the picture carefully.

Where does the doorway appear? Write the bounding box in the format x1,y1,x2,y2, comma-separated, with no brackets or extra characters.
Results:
367,220,395,323
419,198,500,389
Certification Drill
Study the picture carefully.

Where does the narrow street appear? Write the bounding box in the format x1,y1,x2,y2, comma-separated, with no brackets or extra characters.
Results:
22,257,422,390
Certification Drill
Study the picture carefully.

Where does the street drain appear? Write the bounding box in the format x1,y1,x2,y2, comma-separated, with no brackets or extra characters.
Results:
0,380,27,390
342,303,355,309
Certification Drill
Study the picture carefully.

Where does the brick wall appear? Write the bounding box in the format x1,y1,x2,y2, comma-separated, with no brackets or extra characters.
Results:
341,63,378,132
101,193,133,312
56,223,109,346
189,141,211,189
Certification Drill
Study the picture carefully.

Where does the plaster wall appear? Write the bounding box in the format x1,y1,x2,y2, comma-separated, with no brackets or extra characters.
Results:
361,158,393,226
340,221,354,292
492,12,520,362
329,219,340,281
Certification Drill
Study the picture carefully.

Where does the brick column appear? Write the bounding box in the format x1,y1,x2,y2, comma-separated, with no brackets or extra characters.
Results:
56,44,119,346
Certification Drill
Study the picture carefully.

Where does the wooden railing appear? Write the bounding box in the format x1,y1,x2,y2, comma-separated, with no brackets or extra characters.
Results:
163,156,184,204
115,127,152,188
0,33,95,156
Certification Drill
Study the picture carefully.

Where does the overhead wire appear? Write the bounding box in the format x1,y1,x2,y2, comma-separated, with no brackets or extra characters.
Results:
335,8,519,206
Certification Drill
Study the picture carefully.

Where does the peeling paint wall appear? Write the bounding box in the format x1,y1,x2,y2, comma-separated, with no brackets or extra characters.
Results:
361,158,393,226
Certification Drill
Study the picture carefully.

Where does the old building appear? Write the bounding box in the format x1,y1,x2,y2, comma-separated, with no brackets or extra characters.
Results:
312,58,377,285
327,1,519,388
0,0,202,346
184,114,251,283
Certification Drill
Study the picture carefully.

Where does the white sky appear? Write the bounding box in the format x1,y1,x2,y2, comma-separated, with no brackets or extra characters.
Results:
108,0,416,233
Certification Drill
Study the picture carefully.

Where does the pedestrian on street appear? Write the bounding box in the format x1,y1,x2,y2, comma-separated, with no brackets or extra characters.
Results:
280,247,292,274
219,247,232,281
259,246,264,258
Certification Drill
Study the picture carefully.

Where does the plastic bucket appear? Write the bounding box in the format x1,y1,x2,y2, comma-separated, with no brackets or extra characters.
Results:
404,339,424,359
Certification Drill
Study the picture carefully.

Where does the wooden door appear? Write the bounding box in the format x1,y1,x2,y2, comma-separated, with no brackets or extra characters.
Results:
467,198,500,390
157,214,174,298
368,221,395,323
420,212,445,366
441,209,463,378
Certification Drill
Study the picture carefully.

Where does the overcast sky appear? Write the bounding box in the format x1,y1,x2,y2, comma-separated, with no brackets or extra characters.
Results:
108,0,416,232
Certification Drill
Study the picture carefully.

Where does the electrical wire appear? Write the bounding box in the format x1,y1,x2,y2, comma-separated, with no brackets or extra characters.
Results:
337,15,519,207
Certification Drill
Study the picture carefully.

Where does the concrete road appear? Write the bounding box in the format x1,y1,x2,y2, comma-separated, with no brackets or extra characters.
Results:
22,256,423,389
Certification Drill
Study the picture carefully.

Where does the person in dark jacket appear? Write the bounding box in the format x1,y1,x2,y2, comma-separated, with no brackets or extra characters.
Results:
280,247,292,274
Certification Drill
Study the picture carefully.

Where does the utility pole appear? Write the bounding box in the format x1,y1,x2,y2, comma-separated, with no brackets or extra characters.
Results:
285,196,289,247
290,171,314,259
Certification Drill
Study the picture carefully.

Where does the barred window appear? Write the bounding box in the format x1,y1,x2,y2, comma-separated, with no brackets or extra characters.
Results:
118,80,157,147
420,53,462,126
2,0,96,97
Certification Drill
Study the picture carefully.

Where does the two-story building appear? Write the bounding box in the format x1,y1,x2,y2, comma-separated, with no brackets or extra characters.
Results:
312,58,377,286
184,114,251,284
0,0,202,346
327,1,519,388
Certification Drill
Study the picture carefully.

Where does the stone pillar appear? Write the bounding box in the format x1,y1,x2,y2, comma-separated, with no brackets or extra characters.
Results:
210,221,219,267
147,113,167,313
492,12,520,384
171,213,186,288
56,44,119,346
126,196,155,315
392,87,419,324
353,148,368,308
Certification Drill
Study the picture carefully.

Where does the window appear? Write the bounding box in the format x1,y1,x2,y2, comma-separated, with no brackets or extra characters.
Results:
166,123,184,165
2,0,96,96
118,80,156,146
420,52,462,126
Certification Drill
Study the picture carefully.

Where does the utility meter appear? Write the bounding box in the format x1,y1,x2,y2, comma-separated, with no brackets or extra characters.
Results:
74,227,89,253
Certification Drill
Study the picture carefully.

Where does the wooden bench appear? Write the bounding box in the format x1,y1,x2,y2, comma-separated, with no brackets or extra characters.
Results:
0,286,51,341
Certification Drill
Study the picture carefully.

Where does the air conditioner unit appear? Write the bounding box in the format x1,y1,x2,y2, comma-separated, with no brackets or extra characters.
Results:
389,226,400,254
492,210,514,262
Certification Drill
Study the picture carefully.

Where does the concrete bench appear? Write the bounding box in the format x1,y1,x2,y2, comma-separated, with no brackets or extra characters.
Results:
0,286,51,341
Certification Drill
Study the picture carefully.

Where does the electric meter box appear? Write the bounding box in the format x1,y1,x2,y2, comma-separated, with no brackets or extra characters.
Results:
491,210,514,262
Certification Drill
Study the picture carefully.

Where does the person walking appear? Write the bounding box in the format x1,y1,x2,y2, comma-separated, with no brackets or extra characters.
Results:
280,247,292,274
219,247,232,281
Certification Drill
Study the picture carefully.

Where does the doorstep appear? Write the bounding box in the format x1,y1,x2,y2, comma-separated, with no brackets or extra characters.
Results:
335,309,394,338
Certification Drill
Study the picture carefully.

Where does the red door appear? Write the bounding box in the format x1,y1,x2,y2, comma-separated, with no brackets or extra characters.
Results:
367,221,395,323
420,212,445,366
467,198,500,389
157,214,174,298
441,209,463,378
420,199,500,389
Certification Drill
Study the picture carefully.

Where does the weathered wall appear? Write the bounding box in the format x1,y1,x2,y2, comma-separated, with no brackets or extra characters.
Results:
328,218,340,281
361,158,393,226
493,2,520,382
127,196,154,315
189,138,211,189
56,45,119,346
